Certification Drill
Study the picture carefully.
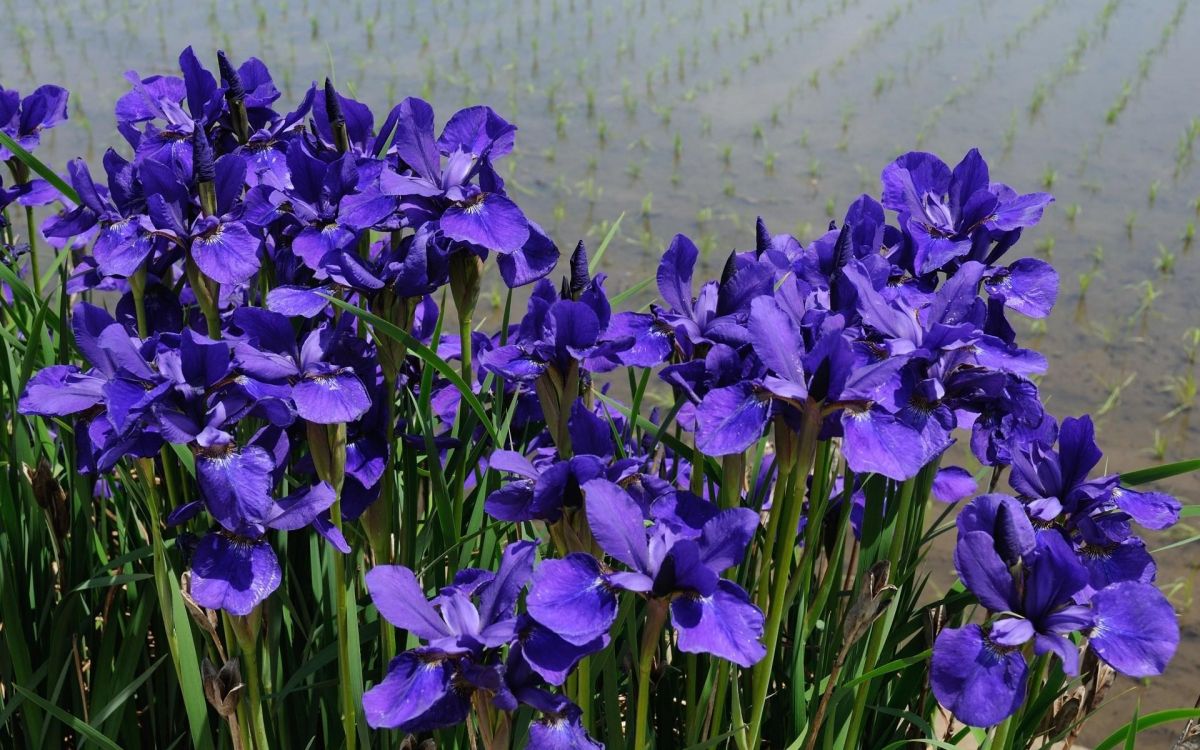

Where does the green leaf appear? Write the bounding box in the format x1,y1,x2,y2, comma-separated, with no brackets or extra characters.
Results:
588,212,624,274
0,130,80,204
1120,458,1200,485
610,274,656,306
12,684,123,750
1124,702,1139,750
837,649,932,691
1091,708,1200,750
88,655,168,729
69,573,153,593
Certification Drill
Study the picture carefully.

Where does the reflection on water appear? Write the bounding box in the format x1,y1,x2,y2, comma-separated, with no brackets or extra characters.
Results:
3,0,1198,740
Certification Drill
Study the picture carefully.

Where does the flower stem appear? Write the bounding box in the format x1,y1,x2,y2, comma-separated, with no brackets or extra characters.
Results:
746,403,821,748
24,205,41,297
310,421,359,750
634,598,669,750
230,613,270,750
988,714,1015,750
843,477,916,745
576,653,592,733
136,457,213,748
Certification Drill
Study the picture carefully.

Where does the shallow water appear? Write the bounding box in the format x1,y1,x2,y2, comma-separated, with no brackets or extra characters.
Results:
3,0,1197,742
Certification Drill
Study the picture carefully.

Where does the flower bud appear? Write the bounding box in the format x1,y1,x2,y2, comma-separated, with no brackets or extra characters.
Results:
217,51,245,101
719,250,737,289
568,240,589,298
755,216,770,258
323,78,343,126
192,127,215,184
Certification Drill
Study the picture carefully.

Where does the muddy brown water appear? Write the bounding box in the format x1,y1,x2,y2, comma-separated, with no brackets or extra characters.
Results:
2,0,1197,743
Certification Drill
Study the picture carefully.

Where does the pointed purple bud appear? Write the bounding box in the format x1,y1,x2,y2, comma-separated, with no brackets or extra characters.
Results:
832,222,853,270
192,128,215,184
827,219,837,231
323,78,343,125
217,51,245,100
569,241,589,297
755,217,770,257
719,250,737,288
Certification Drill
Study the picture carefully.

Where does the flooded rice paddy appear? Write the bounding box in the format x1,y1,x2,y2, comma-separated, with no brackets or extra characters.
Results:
3,0,1197,742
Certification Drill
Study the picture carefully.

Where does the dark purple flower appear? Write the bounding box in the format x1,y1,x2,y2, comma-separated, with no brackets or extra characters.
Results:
933,493,1179,726
231,309,371,424
0,83,69,158
526,481,766,667
363,540,545,731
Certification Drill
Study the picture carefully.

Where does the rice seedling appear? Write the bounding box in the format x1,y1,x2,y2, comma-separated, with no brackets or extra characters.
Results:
1156,243,1175,274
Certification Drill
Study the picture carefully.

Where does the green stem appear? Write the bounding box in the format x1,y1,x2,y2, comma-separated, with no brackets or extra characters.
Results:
634,599,669,750
988,714,1015,750
24,205,41,297
746,404,822,749
576,654,592,734
136,458,212,748
719,453,745,509
310,421,357,749
843,478,916,746
230,613,270,750
184,250,222,339
333,550,356,750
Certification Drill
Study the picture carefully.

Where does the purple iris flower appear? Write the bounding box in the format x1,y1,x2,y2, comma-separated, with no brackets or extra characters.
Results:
526,480,766,667
230,308,372,424
41,153,163,278
485,400,642,522
651,234,773,359
379,97,558,285
1008,415,1180,530
143,134,262,286
932,494,1179,727
363,541,540,731
0,83,69,158
881,149,1053,275
482,274,634,383
169,427,341,615
19,303,169,470
245,141,393,279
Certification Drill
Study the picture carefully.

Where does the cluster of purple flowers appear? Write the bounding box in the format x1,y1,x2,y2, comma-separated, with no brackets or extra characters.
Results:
12,47,1181,741
17,47,557,621
931,415,1180,726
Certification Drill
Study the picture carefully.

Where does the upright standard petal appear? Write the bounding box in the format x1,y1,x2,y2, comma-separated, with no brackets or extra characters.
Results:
365,565,451,641
582,479,651,572
953,531,1018,614
657,234,699,317
477,539,538,627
